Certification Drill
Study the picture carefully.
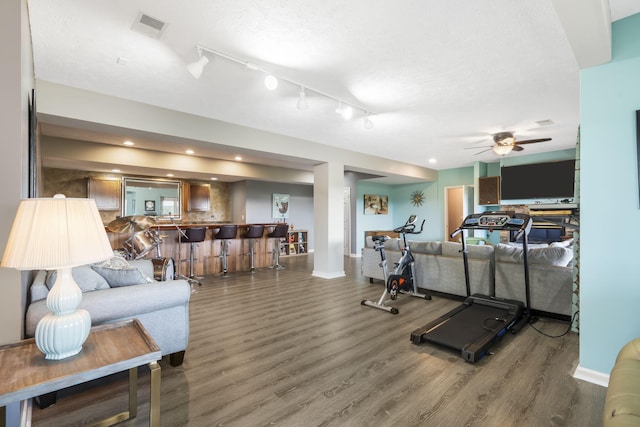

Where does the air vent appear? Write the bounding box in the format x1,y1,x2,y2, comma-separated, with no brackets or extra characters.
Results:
132,12,168,39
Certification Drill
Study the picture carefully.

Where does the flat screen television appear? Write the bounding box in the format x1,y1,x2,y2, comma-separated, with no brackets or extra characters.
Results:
500,159,576,202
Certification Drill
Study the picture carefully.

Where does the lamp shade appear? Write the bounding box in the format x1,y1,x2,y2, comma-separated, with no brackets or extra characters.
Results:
1,195,113,270
2,195,113,359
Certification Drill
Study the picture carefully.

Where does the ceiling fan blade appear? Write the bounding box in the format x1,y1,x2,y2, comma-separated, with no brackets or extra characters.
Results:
474,148,493,155
514,138,552,145
464,145,492,150
512,145,524,152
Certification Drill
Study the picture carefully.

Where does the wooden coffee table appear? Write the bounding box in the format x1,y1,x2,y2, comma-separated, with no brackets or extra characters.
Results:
0,319,162,427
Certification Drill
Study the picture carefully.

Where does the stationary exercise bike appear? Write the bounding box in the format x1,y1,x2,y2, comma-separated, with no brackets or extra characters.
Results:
361,215,432,314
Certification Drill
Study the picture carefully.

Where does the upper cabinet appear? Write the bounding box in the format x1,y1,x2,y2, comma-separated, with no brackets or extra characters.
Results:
184,182,211,212
478,176,500,205
88,177,121,211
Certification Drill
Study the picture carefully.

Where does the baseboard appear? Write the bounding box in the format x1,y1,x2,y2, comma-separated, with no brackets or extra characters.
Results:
573,365,609,387
312,270,346,279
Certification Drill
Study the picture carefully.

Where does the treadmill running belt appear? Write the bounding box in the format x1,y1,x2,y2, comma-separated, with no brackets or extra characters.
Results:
422,304,514,350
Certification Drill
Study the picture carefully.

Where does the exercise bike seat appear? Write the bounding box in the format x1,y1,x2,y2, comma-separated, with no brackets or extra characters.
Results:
372,235,389,243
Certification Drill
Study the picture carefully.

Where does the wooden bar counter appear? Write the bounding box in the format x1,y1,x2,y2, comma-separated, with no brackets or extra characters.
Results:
106,222,285,276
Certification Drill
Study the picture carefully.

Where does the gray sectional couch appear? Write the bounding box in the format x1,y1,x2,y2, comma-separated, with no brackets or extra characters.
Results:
26,258,191,365
361,237,574,317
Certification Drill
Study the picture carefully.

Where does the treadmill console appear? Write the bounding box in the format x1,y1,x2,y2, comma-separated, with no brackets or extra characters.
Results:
460,211,531,231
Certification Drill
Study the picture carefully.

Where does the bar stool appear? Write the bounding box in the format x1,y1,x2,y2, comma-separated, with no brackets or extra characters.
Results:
215,225,238,275
243,224,265,272
267,224,288,270
177,227,207,284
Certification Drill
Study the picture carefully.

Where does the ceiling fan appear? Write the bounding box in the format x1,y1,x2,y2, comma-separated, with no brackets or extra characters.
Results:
469,131,551,156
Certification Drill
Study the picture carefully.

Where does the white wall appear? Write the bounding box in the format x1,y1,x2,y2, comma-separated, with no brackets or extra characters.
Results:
0,0,32,345
244,181,314,249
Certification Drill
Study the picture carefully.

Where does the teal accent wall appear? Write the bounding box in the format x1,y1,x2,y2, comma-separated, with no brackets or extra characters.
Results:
580,13,640,374
356,167,474,249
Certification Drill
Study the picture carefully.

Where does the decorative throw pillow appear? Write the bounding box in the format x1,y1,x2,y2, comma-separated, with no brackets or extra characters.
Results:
495,243,573,266
90,265,151,287
45,265,110,292
528,246,574,267
550,238,574,248
93,254,131,269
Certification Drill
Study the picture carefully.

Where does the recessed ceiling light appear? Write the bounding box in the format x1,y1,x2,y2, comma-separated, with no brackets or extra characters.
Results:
234,156,242,161
185,149,195,155
210,177,218,181
111,169,121,173
428,158,437,164
166,173,174,177
123,140,134,146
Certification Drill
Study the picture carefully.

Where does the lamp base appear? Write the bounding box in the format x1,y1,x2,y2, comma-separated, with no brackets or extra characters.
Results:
35,267,92,360
35,309,91,360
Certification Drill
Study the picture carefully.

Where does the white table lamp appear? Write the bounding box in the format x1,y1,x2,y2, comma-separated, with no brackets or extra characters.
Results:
1,194,113,360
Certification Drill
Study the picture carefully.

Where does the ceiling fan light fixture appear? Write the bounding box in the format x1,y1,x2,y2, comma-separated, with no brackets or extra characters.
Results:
492,145,513,155
186,55,209,79
493,131,516,146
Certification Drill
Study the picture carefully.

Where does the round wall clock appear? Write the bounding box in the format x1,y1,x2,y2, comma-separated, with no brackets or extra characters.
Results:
410,190,425,206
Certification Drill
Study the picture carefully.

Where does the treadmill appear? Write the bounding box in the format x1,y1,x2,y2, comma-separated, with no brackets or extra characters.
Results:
410,211,533,363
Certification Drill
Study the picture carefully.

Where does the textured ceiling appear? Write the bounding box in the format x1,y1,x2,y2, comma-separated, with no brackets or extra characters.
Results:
28,0,640,175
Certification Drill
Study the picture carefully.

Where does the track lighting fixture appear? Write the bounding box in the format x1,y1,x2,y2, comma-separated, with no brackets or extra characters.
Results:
186,44,374,124
297,86,308,110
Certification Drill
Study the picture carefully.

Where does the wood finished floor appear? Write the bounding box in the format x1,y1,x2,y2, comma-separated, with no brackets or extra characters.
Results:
31,255,606,427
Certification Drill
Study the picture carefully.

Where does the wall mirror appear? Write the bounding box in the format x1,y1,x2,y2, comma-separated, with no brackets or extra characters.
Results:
122,177,181,219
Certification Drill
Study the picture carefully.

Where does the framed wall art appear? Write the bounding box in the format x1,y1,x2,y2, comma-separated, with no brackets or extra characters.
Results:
144,200,156,212
273,193,289,219
364,194,388,215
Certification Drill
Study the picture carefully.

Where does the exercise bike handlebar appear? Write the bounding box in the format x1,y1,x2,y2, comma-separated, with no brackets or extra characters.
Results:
394,218,425,235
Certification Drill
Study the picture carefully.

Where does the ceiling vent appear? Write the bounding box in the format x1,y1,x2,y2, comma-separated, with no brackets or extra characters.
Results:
132,12,168,39
535,119,555,127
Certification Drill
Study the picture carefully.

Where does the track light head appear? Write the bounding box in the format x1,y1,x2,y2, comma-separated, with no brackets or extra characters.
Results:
335,101,353,120
187,55,210,79
264,74,278,90
297,87,309,110
341,105,353,120
364,114,374,129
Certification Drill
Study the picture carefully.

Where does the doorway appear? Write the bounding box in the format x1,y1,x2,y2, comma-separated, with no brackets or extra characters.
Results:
344,187,351,256
444,185,473,241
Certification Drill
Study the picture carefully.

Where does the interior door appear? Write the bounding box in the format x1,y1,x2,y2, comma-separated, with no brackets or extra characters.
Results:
446,187,463,241
445,185,474,241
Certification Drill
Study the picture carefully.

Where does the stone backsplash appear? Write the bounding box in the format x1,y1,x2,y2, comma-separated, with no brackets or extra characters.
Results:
41,167,231,224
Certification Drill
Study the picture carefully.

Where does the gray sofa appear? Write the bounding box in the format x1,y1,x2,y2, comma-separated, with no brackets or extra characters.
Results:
26,258,191,365
361,237,573,317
